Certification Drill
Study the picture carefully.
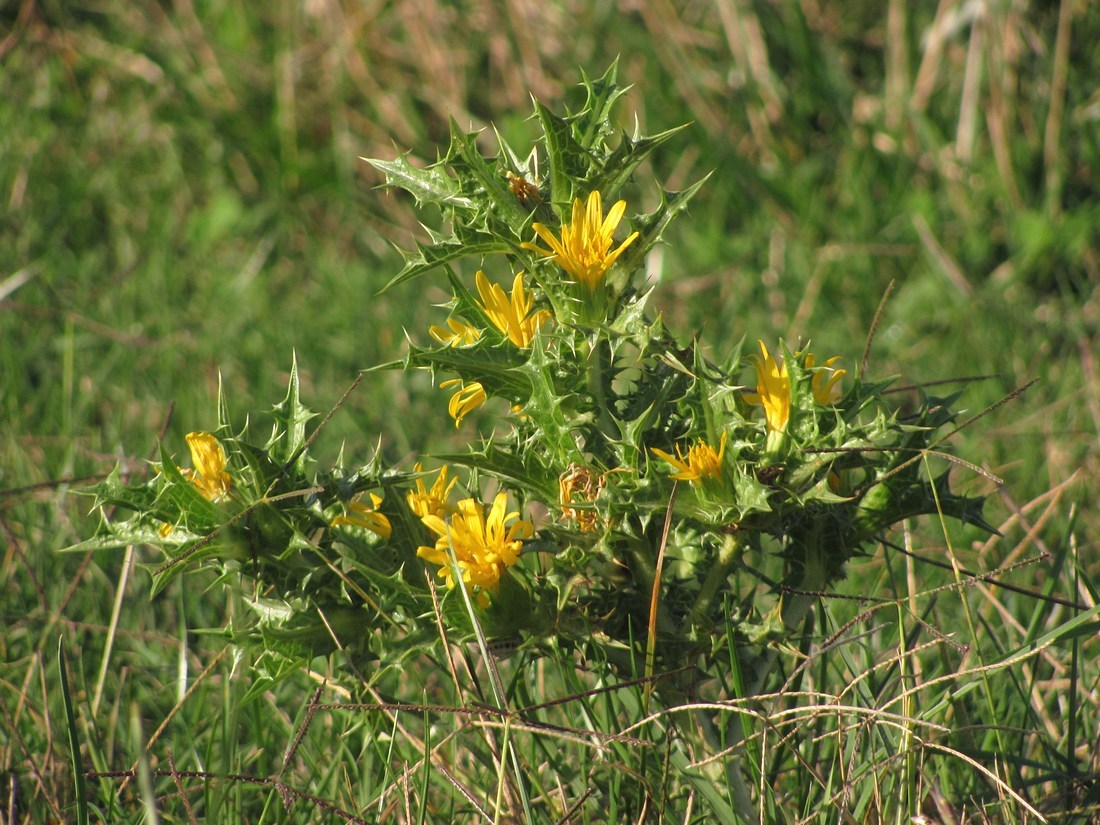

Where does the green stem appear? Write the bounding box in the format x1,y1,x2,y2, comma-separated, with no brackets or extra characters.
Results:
683,532,742,630
717,547,830,822
779,552,827,632
621,532,680,645
586,335,620,449
693,705,758,824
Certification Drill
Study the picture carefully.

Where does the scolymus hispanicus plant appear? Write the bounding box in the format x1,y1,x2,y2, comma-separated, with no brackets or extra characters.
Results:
80,64,995,816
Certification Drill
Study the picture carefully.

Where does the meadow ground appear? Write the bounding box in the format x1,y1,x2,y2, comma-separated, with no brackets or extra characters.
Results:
2,1,1098,822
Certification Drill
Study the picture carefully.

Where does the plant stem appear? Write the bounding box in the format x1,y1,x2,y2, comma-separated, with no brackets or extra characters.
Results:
718,547,830,821
683,532,742,630
586,334,621,449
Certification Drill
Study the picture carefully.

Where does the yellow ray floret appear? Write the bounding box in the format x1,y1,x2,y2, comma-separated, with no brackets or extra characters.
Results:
440,378,486,427
417,493,533,592
475,270,551,348
332,492,392,541
524,191,639,290
182,432,232,502
651,432,728,483
744,341,791,434
407,462,457,519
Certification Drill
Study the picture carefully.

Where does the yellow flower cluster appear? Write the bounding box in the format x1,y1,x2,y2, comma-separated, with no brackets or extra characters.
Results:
436,268,549,427
745,341,846,434
745,342,792,435
475,270,551,348
417,491,533,593
433,191,638,427
410,464,532,597
329,462,531,600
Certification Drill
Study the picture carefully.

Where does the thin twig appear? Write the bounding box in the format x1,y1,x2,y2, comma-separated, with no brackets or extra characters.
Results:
278,684,325,782
646,481,678,711
879,535,1084,611
166,750,198,825
280,370,365,476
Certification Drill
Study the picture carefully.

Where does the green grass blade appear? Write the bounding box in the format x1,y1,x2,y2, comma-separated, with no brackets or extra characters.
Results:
57,636,89,825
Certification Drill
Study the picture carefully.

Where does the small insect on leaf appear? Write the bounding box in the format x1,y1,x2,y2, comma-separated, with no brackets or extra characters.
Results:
506,170,543,208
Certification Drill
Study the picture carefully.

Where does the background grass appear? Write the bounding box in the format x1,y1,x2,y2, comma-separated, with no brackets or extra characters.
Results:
2,0,1097,821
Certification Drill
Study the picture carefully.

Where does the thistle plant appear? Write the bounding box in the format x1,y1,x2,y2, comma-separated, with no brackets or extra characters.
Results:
78,64,995,818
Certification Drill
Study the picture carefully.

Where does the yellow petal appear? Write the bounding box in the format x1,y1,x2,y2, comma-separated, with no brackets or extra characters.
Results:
183,432,231,501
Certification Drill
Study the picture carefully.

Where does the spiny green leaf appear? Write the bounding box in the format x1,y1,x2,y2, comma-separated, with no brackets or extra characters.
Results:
150,535,238,595
78,461,159,512
62,526,159,554
444,118,531,235
435,443,559,505
517,338,583,460
269,354,317,471
614,175,712,279
379,238,512,292
406,337,532,401
572,60,629,151
156,440,225,524
364,152,474,212
594,123,692,200
852,468,994,538
534,98,591,211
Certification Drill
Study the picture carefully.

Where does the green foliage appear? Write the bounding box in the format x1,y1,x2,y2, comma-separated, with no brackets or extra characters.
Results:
72,66,1012,821
4,3,1097,822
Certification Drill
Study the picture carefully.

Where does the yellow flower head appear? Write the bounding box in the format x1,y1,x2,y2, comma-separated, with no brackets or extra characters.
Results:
182,432,231,502
804,352,846,405
407,462,457,519
651,432,728,483
417,492,533,591
332,492,392,541
475,270,551,348
746,343,846,434
744,341,791,434
439,378,486,427
523,190,639,291
429,317,481,347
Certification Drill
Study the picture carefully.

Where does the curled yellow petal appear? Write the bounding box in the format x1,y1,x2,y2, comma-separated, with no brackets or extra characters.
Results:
805,353,846,405
429,318,482,347
440,378,486,427
332,492,392,541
